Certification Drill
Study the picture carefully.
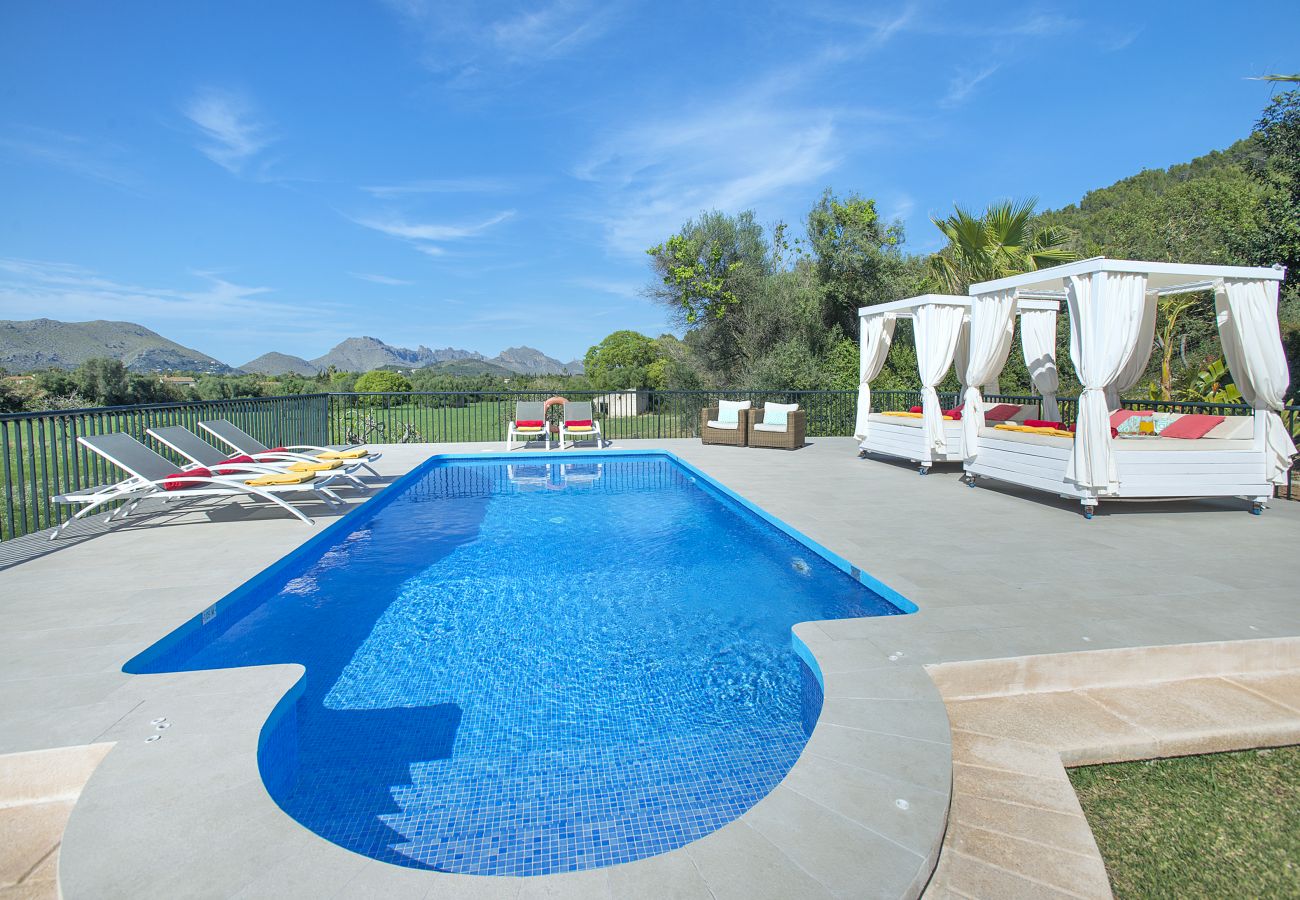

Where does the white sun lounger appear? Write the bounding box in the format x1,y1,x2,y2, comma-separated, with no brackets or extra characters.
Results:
50,433,342,539
507,401,550,450
559,401,603,449
198,419,381,476
148,425,370,492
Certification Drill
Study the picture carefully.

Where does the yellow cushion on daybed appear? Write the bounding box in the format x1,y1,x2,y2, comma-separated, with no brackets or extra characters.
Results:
881,411,923,418
288,460,343,472
244,472,317,486
317,448,369,460
995,424,1075,438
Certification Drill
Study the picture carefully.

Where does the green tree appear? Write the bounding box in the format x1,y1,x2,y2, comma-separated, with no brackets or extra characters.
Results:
193,374,265,400
928,198,1076,294
353,370,413,393
805,189,914,335
583,330,661,391
75,358,130,406
646,210,768,325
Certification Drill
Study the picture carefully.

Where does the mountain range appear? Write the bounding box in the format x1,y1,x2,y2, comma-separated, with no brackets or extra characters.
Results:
0,319,583,377
0,319,235,374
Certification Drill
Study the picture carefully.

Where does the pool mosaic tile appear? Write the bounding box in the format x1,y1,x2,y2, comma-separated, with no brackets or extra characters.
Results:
127,455,898,875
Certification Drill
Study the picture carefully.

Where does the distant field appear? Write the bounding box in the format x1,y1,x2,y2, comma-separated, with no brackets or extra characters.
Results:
328,400,707,444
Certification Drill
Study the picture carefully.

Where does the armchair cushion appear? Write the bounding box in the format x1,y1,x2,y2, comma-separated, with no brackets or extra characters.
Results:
762,402,799,427
717,399,752,425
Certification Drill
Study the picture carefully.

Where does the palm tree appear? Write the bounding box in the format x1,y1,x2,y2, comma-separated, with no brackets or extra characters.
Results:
927,198,1077,293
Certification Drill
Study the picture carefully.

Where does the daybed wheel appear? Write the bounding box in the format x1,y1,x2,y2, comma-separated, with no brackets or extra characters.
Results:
918,465,928,476
1083,506,1094,520
1251,501,1265,516
964,474,977,488
857,449,868,459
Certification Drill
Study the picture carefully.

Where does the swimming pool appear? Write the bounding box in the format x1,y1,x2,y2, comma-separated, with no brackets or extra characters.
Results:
126,452,909,876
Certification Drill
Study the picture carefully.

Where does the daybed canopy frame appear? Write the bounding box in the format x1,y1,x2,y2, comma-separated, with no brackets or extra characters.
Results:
964,258,1293,516
855,293,1059,471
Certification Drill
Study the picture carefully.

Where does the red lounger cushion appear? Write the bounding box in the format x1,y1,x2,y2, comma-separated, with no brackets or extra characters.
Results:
983,404,1020,422
942,408,962,420
162,467,212,490
515,420,545,427
1160,413,1226,439
1023,419,1062,429
565,419,593,427
908,405,922,413
215,454,256,475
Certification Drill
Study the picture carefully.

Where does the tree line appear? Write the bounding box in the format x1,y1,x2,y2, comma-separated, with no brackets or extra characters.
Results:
582,90,1300,404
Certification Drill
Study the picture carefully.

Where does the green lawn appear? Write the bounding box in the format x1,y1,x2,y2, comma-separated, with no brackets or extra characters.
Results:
1069,746,1300,899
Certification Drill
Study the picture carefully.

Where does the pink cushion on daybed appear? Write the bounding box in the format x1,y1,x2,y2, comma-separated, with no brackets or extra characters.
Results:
1023,419,1062,429
908,405,922,413
942,407,963,420
983,404,1020,422
1160,414,1226,439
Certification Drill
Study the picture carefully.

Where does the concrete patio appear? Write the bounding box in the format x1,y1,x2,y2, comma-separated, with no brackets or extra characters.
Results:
0,437,1297,899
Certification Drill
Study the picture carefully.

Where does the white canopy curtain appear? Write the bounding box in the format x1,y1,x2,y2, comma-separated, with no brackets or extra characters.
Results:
913,303,966,455
1104,292,1158,411
1216,278,1297,485
1019,307,1061,421
854,312,897,439
960,290,1018,459
1064,271,1149,494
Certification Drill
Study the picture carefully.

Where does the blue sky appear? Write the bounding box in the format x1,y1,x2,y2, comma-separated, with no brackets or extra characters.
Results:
0,2,1295,366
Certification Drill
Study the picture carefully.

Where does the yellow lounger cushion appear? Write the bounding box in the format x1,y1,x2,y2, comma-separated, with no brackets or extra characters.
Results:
244,472,317,486
288,460,343,472
317,448,369,460
880,411,954,420
565,425,595,432
995,424,1075,438
514,426,545,433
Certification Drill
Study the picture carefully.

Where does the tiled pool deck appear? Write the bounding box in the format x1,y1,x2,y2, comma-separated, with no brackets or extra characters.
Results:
1,438,1297,899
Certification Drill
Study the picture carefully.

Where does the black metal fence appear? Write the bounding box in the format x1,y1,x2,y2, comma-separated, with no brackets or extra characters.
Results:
0,394,330,542
2,389,1297,542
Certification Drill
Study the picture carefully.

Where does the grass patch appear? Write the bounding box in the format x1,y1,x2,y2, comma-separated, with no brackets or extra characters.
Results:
1068,745,1300,899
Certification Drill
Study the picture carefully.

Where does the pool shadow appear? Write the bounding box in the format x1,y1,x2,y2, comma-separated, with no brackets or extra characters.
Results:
280,701,464,869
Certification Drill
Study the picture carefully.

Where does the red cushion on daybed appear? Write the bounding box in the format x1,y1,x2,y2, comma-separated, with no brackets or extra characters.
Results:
942,408,962,420
565,419,593,427
1160,414,1225,439
1023,419,1062,429
515,420,545,427
908,405,923,413
214,454,256,476
162,467,212,490
983,404,1021,422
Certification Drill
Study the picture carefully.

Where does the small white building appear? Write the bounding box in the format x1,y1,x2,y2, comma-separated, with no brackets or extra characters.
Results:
597,389,650,417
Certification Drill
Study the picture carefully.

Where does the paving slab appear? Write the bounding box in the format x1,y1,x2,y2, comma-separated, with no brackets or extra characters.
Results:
0,438,1297,899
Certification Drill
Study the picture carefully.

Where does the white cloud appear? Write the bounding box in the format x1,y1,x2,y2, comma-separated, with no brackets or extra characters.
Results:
575,94,843,256
0,258,348,362
361,177,511,197
0,128,139,190
349,209,515,256
380,0,625,79
941,64,999,107
183,88,274,174
349,272,414,285
569,277,641,299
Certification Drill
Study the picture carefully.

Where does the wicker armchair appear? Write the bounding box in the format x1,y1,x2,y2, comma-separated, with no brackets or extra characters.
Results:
700,406,750,446
747,406,806,450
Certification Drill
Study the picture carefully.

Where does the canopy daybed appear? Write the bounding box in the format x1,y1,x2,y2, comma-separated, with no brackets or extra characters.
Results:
961,258,1293,517
854,294,1061,473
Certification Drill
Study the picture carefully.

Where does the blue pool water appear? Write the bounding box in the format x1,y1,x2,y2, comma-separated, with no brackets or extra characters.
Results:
126,453,906,876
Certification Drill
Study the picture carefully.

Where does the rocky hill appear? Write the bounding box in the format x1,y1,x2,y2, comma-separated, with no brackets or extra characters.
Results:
240,352,320,376
0,319,234,373
308,336,574,375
